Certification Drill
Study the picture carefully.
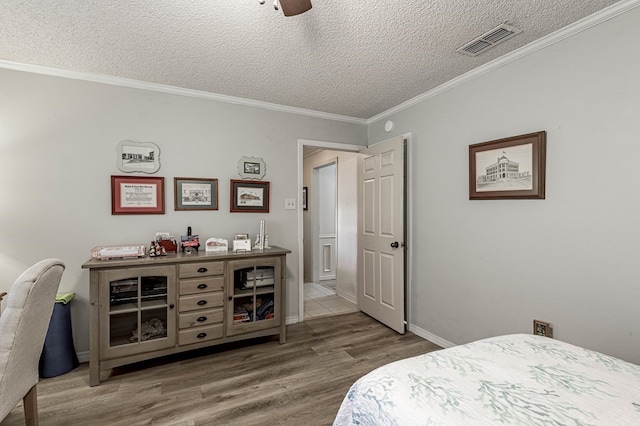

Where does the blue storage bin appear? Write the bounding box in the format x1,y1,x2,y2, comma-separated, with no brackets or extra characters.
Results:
39,294,79,378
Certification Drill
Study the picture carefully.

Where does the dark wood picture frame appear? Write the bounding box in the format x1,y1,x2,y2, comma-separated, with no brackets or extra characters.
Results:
111,175,165,215
230,179,270,213
174,177,218,211
302,186,308,211
469,131,546,200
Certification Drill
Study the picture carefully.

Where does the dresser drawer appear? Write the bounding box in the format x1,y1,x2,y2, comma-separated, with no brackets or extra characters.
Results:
179,292,224,312
178,324,223,346
178,261,224,278
179,308,223,329
179,276,224,295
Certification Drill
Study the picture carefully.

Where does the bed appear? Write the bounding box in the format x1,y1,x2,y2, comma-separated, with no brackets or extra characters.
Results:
333,334,640,425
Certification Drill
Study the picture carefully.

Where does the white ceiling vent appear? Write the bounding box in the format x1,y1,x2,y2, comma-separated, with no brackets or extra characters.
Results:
457,24,523,57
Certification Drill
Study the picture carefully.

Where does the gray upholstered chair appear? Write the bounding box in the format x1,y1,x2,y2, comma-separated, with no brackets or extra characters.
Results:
0,259,65,426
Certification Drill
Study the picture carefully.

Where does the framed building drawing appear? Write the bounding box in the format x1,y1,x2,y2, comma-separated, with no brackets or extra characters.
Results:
230,179,270,213
116,140,161,174
469,131,546,200
174,177,218,211
237,156,266,180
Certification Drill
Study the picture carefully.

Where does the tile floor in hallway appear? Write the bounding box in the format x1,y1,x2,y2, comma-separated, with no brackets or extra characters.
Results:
304,281,358,319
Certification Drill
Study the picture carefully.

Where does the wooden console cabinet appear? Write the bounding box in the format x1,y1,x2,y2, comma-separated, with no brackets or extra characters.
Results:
82,246,290,386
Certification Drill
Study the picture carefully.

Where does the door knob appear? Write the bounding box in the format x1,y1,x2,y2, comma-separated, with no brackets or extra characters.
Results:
390,241,399,249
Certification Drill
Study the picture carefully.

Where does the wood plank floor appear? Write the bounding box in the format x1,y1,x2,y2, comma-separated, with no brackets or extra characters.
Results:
1,312,441,426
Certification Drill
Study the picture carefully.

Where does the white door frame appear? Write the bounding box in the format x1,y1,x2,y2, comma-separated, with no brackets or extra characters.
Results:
297,134,412,326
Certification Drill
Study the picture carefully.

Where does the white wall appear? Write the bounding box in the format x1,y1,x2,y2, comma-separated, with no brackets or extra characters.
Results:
303,150,358,301
369,5,640,363
0,68,366,354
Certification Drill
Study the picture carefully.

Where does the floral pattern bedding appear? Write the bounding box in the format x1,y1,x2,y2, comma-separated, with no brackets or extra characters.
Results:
333,334,640,425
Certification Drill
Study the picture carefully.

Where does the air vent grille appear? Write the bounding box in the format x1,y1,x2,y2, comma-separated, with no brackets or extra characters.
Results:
457,24,522,57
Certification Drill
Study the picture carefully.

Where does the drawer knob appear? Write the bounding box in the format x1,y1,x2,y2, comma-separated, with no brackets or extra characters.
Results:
197,283,208,289
197,333,207,339
197,267,208,273
169,304,175,310
197,300,208,306
197,316,208,322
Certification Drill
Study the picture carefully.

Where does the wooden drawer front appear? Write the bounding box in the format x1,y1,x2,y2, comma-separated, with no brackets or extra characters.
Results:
179,262,224,278
179,293,223,312
179,276,224,295
179,324,223,346
179,308,223,329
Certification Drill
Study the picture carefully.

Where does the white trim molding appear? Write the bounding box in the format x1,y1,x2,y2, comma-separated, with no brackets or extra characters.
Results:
409,324,456,349
0,60,367,125
367,0,640,124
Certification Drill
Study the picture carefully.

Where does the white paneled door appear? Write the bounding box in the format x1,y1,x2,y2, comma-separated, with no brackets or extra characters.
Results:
358,136,405,334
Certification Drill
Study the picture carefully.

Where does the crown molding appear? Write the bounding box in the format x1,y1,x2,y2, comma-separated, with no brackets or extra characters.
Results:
3,0,637,126
0,60,367,126
367,0,640,124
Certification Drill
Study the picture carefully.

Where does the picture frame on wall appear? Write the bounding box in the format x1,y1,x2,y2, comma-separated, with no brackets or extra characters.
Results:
237,156,266,180
174,177,218,211
469,131,546,200
116,140,161,174
302,186,308,211
111,175,165,214
230,179,270,213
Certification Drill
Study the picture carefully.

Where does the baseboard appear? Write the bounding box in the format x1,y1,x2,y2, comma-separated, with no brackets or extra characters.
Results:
77,350,89,363
409,324,455,349
335,290,356,305
286,315,300,325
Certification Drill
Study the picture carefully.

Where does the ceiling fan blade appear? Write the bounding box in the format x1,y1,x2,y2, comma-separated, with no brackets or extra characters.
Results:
279,0,312,16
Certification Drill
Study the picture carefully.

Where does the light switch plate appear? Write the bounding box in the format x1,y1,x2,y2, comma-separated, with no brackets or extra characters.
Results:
284,198,296,210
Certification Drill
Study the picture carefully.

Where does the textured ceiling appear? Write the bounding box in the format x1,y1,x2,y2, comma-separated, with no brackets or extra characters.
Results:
0,0,623,120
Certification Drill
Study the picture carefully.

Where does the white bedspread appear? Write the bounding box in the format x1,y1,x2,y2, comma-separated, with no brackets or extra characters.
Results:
333,334,640,425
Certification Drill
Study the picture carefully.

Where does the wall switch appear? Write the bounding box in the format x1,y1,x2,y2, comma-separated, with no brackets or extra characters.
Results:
284,198,296,210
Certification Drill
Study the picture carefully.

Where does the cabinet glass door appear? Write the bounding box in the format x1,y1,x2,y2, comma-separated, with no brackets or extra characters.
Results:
227,259,280,336
101,266,176,357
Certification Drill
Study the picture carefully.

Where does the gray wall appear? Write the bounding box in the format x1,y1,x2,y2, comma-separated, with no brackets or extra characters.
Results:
369,5,640,363
0,68,366,355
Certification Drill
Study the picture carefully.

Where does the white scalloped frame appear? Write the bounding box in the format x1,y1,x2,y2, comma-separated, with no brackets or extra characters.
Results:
116,140,161,174
237,156,266,180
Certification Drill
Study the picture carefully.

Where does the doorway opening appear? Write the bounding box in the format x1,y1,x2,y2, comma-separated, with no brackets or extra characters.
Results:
297,140,363,321
296,135,412,329
304,159,357,319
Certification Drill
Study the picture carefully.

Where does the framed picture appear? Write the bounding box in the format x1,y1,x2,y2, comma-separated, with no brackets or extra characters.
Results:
230,180,270,213
111,175,165,214
469,131,546,200
302,186,308,211
174,177,218,211
116,140,160,174
237,156,266,180
533,319,552,338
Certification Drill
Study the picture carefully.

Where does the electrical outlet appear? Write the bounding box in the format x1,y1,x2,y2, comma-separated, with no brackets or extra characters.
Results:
284,198,296,210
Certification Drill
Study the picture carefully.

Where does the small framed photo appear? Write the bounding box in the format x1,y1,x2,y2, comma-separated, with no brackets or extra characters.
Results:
116,140,160,174
302,186,308,211
111,175,165,215
533,319,552,338
469,131,546,200
230,180,270,213
237,156,266,180
174,177,218,211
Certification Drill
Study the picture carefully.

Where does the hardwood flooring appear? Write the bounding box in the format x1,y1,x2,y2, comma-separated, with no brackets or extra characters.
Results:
1,312,441,426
